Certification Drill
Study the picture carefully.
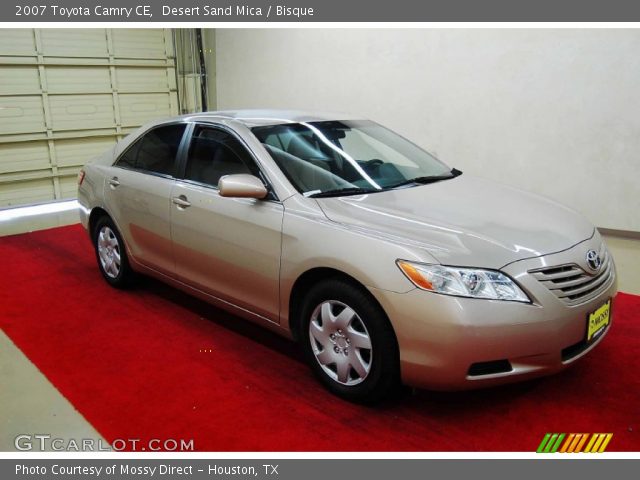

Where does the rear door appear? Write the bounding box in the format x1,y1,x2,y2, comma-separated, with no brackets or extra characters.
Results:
170,124,284,322
105,123,188,276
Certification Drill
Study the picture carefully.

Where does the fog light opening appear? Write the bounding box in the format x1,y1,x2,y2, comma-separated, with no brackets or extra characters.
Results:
467,359,513,377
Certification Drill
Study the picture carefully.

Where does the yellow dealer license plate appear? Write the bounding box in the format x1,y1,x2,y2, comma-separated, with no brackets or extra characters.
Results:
587,299,611,342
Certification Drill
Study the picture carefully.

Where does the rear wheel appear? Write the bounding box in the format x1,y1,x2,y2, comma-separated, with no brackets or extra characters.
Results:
93,216,134,288
300,279,400,403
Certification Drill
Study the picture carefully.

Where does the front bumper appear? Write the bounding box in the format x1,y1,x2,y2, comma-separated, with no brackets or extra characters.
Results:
368,235,618,390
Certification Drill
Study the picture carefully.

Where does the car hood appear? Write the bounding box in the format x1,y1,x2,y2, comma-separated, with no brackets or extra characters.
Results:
315,175,594,269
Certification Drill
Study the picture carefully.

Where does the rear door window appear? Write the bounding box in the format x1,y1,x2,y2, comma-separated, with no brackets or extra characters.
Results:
116,124,186,177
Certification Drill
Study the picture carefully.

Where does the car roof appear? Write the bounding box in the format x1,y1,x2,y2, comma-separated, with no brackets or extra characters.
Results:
178,109,356,127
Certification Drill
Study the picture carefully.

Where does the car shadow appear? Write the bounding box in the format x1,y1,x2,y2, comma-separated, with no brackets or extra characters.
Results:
132,274,305,363
130,273,581,413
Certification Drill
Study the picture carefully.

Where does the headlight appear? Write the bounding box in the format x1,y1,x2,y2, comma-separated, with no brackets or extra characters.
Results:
397,260,530,303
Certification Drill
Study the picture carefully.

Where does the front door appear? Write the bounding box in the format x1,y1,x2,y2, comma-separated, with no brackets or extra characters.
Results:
170,125,284,322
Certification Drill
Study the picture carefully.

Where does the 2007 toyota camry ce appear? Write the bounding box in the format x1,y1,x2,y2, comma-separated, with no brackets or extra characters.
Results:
78,110,616,402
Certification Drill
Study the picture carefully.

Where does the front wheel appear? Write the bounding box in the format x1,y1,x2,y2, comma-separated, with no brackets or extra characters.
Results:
300,279,400,403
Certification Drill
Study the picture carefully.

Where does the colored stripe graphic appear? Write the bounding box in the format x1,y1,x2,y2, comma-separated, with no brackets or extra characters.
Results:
537,433,613,453
544,433,559,453
585,433,614,453
568,433,581,452
550,433,565,452
574,433,589,452
537,433,565,453
584,434,598,452
559,433,575,453
592,434,606,452
536,433,552,453
598,433,613,452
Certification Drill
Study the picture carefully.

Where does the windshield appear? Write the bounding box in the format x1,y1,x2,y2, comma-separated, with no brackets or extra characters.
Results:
251,120,454,197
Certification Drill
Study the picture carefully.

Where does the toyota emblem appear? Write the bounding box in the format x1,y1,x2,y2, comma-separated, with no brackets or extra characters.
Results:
586,250,602,271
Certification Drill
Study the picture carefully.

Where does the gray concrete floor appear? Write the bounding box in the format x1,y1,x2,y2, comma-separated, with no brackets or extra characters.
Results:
0,330,105,451
0,202,106,451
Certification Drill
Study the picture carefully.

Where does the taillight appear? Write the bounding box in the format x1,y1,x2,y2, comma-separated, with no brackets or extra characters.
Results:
77,169,86,186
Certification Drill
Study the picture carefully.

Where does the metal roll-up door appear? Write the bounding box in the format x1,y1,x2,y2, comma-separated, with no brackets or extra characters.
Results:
0,28,179,207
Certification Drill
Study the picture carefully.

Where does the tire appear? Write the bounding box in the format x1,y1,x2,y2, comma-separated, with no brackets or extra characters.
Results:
300,278,400,403
92,216,134,289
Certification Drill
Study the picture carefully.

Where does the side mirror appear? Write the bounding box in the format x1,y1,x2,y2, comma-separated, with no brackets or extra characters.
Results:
218,174,268,199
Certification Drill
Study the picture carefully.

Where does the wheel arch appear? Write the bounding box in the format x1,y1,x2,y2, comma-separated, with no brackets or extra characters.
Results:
287,267,395,344
88,206,110,237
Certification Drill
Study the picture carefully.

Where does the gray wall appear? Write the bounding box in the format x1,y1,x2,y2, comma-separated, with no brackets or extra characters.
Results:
212,29,640,232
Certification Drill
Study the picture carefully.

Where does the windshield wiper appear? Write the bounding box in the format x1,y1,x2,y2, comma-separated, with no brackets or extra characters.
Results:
388,168,462,189
307,187,380,198
307,169,462,198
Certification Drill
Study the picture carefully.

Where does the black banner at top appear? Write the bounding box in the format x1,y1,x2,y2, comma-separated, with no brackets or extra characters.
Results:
4,0,640,22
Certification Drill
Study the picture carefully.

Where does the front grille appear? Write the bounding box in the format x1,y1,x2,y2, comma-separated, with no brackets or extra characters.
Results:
529,244,613,305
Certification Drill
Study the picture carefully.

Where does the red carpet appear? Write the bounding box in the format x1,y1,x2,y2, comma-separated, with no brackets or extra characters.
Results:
0,225,638,451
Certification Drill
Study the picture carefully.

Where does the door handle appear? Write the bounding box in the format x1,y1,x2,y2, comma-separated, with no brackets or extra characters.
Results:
108,177,120,188
172,195,191,208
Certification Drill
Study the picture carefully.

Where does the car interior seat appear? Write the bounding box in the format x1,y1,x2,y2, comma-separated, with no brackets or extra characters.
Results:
285,135,333,172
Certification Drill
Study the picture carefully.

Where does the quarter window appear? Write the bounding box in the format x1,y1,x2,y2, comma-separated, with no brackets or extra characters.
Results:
116,124,186,177
183,126,258,187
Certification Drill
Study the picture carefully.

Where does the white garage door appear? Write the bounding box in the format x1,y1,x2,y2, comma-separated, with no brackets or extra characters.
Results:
0,29,179,207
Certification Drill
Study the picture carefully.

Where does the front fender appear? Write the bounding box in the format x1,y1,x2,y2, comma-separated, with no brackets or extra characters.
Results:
279,195,438,328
